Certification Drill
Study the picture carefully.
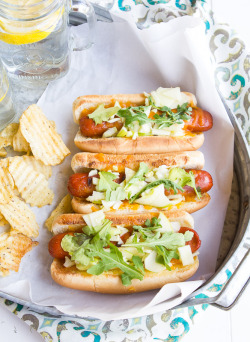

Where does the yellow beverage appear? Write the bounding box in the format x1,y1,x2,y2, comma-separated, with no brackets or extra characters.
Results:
0,0,70,82
0,0,95,82
0,2,64,45
0,64,15,129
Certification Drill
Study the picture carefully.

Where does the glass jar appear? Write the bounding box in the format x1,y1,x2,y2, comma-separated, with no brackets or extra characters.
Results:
0,59,15,129
0,0,96,82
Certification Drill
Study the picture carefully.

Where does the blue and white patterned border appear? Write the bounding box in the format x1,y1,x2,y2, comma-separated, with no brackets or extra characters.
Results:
0,1,249,341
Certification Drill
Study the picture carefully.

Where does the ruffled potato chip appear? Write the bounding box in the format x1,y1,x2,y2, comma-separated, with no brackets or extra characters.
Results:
0,147,7,157
0,158,10,169
45,194,73,231
20,104,70,165
0,123,19,149
0,232,38,272
16,155,52,180
0,109,67,277
12,126,31,153
9,157,54,207
0,214,8,226
0,166,15,204
0,232,9,249
0,196,39,238
0,267,10,277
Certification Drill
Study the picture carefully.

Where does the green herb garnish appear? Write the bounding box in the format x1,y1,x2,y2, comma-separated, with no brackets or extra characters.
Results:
129,179,183,203
116,106,152,126
87,241,144,285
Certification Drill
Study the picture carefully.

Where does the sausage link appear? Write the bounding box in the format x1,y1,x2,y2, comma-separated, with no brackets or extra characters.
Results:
48,232,74,259
179,227,201,253
114,172,125,184
68,173,97,198
68,172,125,198
185,107,213,132
165,169,213,196
189,169,213,193
80,117,123,138
80,106,212,136
68,169,212,199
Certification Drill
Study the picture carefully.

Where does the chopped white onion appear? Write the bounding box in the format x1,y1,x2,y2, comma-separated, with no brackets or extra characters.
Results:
88,169,98,177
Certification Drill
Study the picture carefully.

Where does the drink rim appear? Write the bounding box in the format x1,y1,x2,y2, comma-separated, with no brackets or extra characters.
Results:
0,65,9,99
0,0,63,21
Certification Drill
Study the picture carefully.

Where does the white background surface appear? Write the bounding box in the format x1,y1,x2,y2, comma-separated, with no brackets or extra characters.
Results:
0,0,249,340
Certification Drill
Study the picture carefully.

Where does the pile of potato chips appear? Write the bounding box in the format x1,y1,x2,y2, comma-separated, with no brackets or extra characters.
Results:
0,104,70,276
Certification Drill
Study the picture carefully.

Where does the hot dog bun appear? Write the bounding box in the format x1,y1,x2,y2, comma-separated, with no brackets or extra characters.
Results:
51,210,195,235
73,94,145,124
74,131,204,155
51,257,199,294
73,92,204,154
71,151,205,173
50,211,199,293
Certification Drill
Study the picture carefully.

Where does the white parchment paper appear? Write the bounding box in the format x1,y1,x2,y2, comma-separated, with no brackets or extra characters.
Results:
0,18,234,320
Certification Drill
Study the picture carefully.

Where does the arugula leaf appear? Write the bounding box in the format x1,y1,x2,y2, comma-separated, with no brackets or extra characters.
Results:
125,162,149,189
85,260,106,275
177,102,193,117
153,103,192,129
132,256,144,274
155,246,179,270
97,99,192,132
121,273,133,286
133,217,162,239
133,225,160,239
148,97,192,129
130,234,143,253
97,171,119,200
116,107,152,126
144,217,162,228
88,104,120,124
124,231,186,250
151,217,161,227
86,242,144,285
147,95,154,106
129,179,183,203
133,224,162,232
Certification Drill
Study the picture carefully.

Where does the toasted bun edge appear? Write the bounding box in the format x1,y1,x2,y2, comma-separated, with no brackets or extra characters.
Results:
51,210,194,235
51,257,199,293
71,151,205,173
74,131,204,155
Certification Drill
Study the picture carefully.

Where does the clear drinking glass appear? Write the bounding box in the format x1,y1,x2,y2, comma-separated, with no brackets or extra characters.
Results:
0,0,95,82
0,59,15,130
89,0,114,10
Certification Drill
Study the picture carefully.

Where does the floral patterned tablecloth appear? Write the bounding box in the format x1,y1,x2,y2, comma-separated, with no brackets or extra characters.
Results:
0,1,249,341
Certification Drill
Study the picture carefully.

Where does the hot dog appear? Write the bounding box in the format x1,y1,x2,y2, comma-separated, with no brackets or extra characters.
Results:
49,210,200,293
73,87,213,154
68,169,212,198
69,151,212,215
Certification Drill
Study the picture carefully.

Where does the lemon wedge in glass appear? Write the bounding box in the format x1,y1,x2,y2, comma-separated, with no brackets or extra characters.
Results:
0,0,64,45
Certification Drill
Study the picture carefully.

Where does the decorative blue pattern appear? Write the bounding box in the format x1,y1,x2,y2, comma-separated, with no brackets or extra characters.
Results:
0,1,249,341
